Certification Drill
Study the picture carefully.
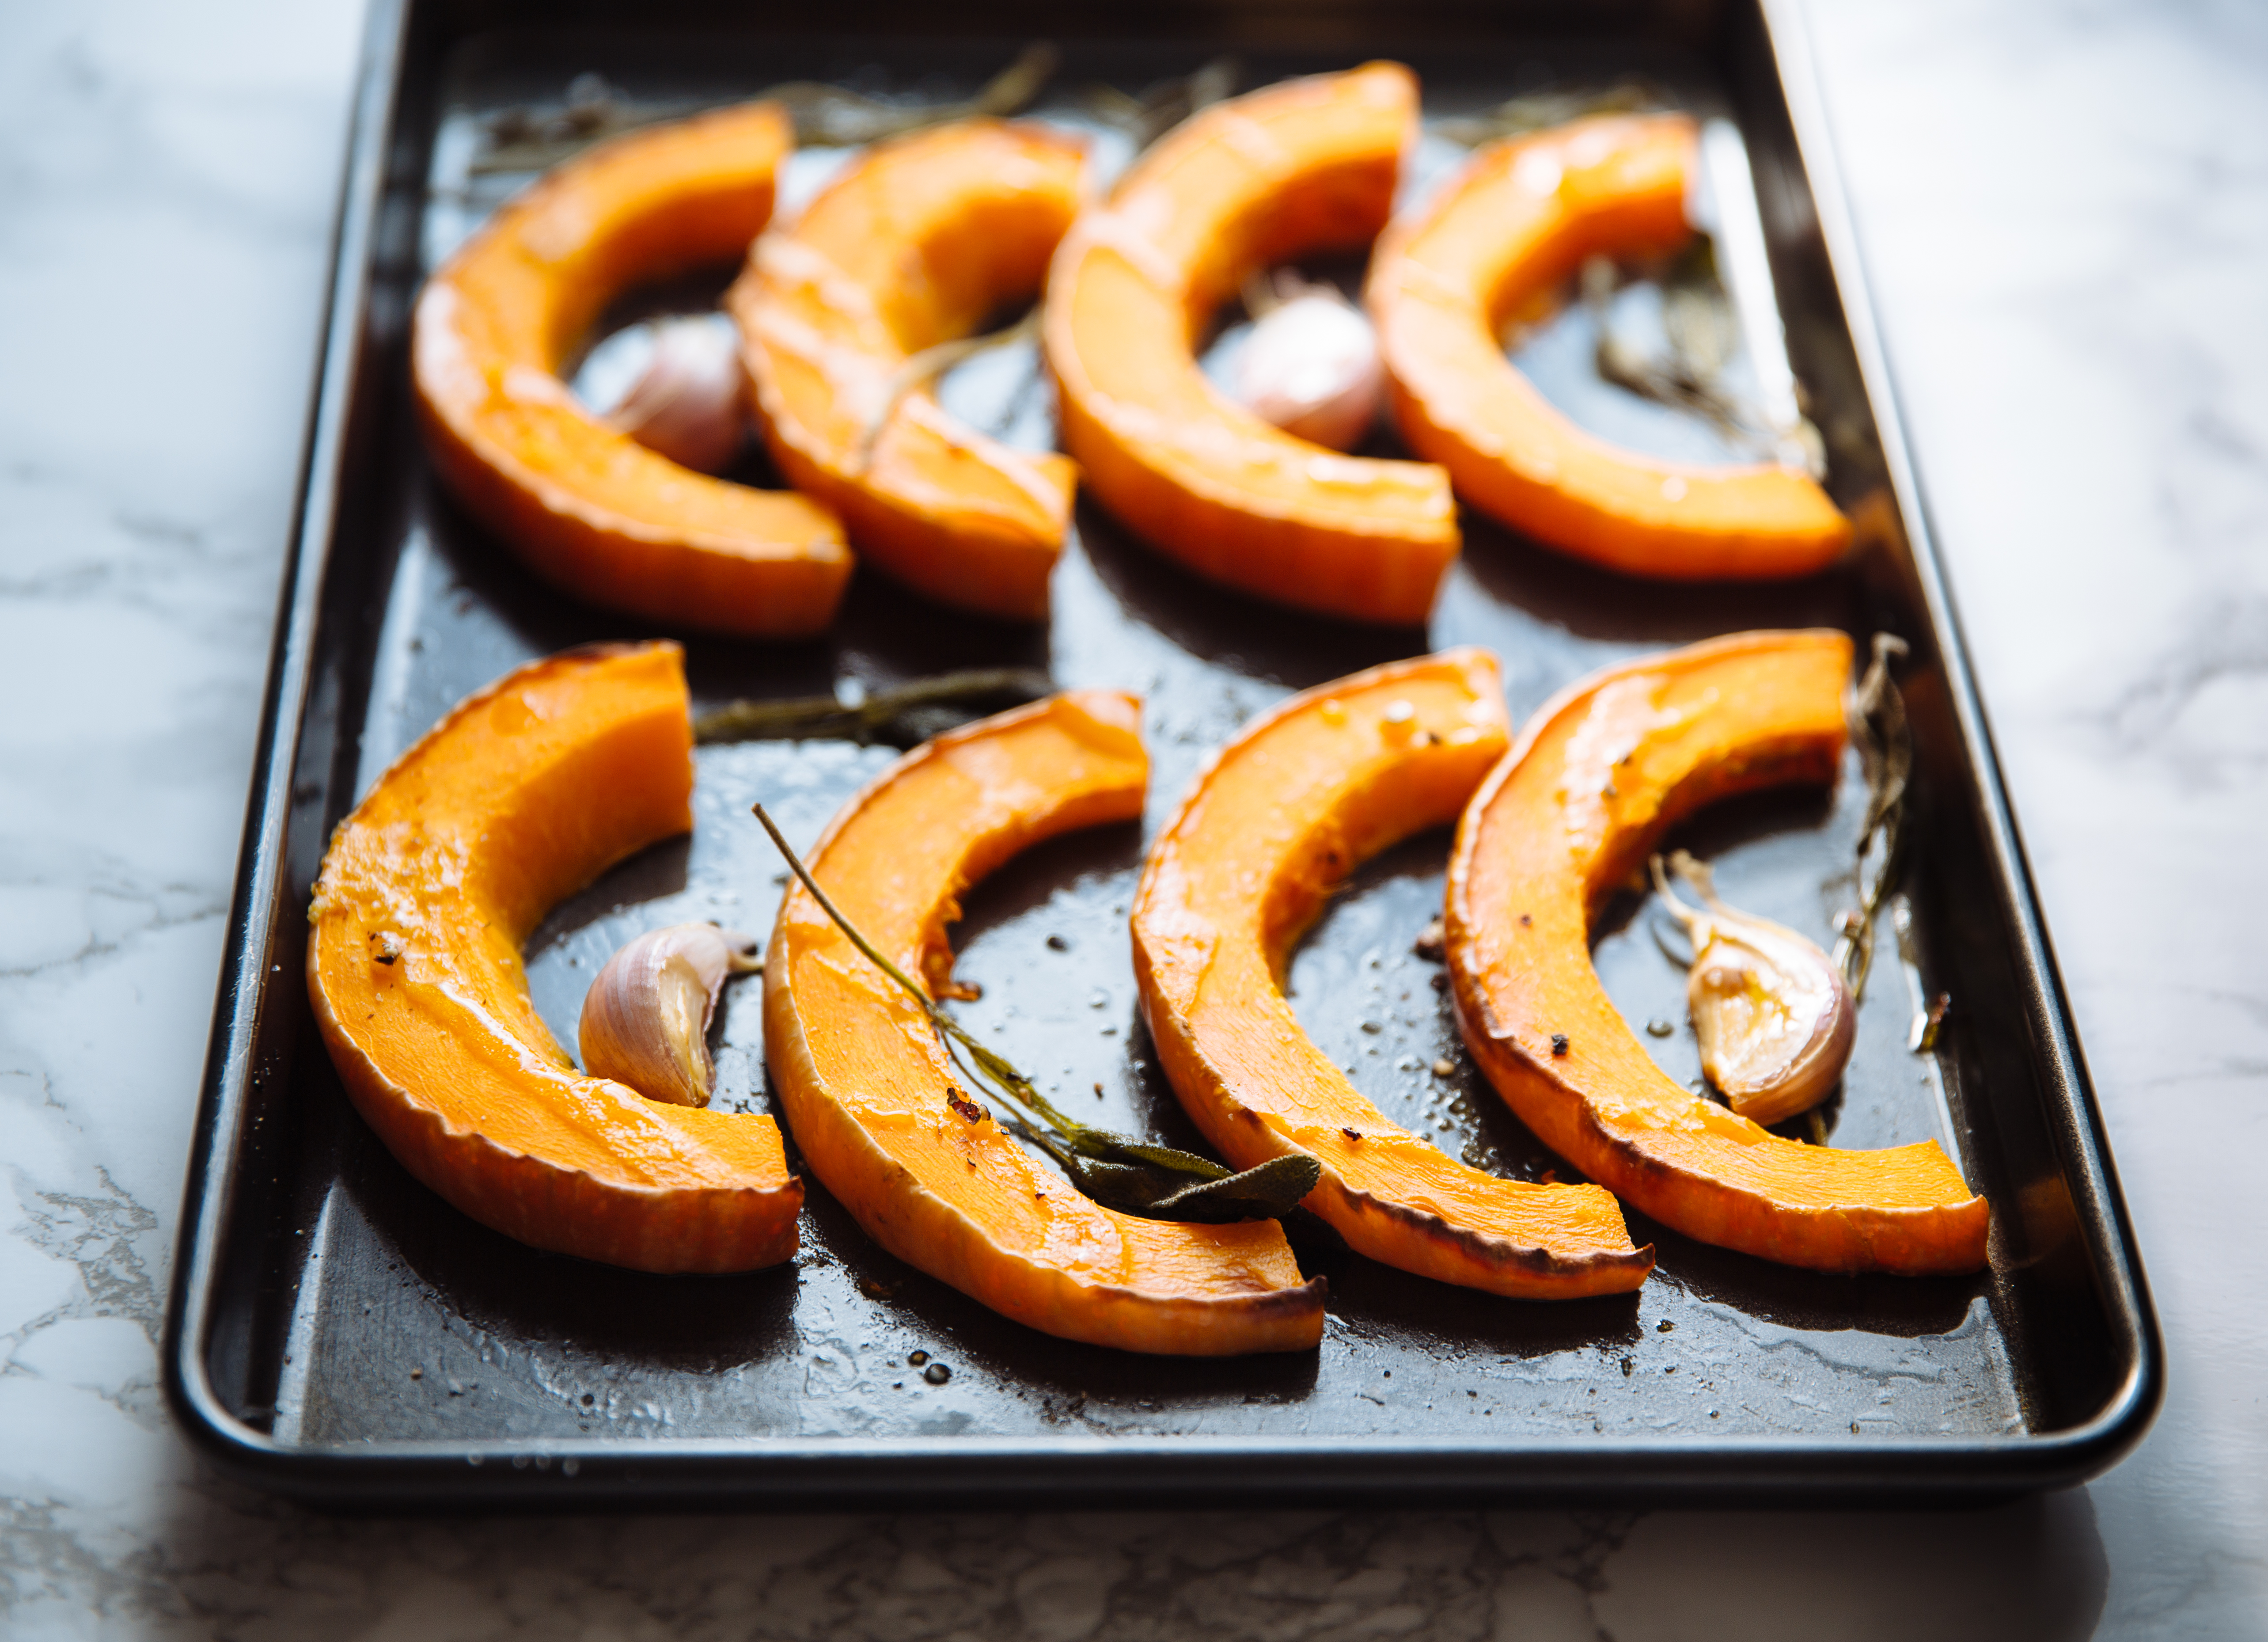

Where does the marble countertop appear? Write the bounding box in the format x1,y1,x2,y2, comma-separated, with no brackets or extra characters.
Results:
4,0,2264,1635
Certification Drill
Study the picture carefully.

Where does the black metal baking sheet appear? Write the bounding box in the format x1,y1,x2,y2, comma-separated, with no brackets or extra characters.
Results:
163,0,2161,1507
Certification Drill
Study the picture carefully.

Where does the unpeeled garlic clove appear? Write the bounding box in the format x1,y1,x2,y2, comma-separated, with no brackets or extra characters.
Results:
1229,281,1384,452
602,316,749,474
1652,851,1854,1128
579,923,761,1107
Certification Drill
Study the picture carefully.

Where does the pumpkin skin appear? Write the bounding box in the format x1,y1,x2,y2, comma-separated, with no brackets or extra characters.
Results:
1445,631,1989,1275
1367,114,1852,581
763,692,1326,1355
1041,62,1460,624
413,103,853,637
306,643,802,1273
728,119,1085,621
1133,651,1655,1299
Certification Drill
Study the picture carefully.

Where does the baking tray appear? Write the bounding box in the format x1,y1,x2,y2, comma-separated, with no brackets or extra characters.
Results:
163,0,2161,1507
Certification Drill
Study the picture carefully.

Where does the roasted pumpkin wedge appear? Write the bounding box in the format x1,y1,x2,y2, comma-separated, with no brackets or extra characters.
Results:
307,642,802,1273
728,119,1085,621
414,103,852,637
1445,631,1989,1275
1041,62,1459,624
1134,651,1654,1299
763,692,1326,1354
1367,114,1851,581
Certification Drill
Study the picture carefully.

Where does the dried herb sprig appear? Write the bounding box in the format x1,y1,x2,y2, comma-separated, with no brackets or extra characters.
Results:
695,670,1053,749
1081,57,1240,149
471,46,1059,176
751,804,1320,1223
759,42,1060,148
1585,252,1742,439
1432,78,1671,148
1580,250,1828,477
1832,634,1913,1002
851,309,1043,472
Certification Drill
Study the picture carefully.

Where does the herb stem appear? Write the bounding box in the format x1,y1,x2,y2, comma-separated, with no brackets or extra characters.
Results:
694,669,1050,747
469,45,1060,177
853,310,1042,472
1081,57,1240,149
1433,78,1669,147
751,804,1087,1143
1834,633,1913,1002
750,803,1322,1221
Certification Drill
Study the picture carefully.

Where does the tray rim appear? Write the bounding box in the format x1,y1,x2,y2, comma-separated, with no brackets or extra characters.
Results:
161,0,2164,1509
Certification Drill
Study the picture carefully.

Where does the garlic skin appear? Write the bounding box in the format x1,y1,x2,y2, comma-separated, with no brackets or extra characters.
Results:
1652,852,1855,1127
578,923,761,1107
1230,285,1384,452
601,316,749,474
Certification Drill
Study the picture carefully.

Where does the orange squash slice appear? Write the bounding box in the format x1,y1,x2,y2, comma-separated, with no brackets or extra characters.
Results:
1133,651,1654,1299
1445,631,1989,1274
763,692,1326,1354
728,119,1086,621
307,643,802,1273
413,103,852,637
1367,114,1851,580
1041,62,1460,623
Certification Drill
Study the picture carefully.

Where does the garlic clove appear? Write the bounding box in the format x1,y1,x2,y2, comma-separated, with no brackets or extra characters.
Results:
1687,922,1856,1126
1652,851,1854,1127
601,315,750,475
578,923,761,1107
1229,285,1384,452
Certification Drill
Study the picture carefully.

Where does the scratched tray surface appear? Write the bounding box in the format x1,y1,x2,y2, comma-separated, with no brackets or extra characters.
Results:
176,4,2154,1498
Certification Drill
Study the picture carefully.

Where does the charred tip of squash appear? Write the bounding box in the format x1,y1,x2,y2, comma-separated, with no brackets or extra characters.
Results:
1328,1176,1652,1291
1226,1273,1331,1323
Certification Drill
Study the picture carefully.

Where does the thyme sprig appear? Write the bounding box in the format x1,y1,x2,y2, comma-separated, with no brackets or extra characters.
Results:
1081,57,1240,149
1580,249,1828,478
851,309,1043,473
1832,634,1913,1002
1433,78,1671,147
751,804,1320,1223
695,670,1052,749
761,43,1059,148
471,46,1059,177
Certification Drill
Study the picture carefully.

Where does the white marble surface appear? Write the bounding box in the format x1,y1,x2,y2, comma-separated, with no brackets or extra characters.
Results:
3,0,2264,1634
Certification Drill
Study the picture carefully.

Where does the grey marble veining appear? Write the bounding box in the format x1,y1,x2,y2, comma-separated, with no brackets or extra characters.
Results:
2,0,2265,1636
1809,2,2268,1629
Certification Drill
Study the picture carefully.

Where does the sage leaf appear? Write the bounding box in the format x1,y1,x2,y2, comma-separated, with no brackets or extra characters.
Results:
1139,1154,1324,1224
